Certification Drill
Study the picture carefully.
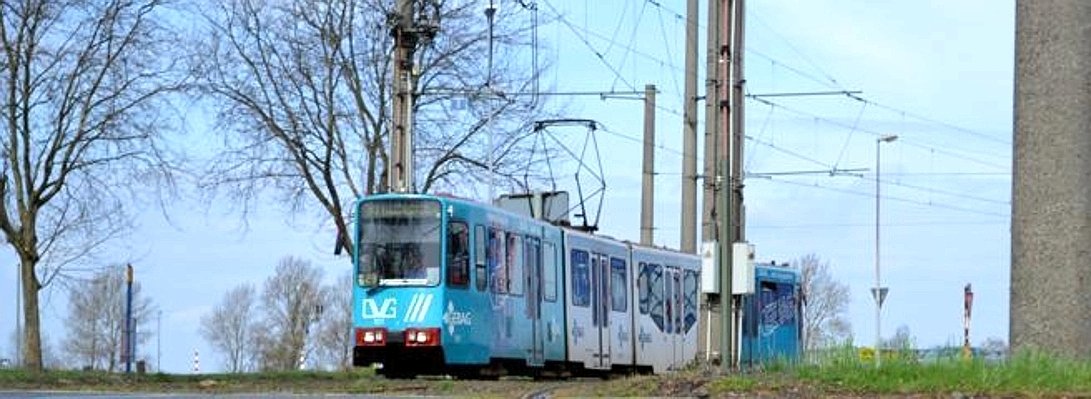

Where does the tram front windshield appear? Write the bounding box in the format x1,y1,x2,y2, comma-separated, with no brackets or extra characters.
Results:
357,199,442,287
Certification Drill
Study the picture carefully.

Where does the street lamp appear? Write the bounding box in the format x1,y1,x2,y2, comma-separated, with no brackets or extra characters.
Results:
873,134,897,367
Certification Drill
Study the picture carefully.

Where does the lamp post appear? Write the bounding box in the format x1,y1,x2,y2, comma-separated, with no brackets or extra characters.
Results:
125,264,134,374
873,134,897,367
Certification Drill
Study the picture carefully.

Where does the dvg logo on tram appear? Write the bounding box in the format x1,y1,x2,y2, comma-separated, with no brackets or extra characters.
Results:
361,298,397,320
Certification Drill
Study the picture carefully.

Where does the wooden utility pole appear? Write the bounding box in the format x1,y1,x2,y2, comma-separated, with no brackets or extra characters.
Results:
641,85,657,246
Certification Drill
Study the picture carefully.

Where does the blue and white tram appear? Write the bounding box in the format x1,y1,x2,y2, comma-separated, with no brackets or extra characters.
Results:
631,246,701,373
350,193,700,378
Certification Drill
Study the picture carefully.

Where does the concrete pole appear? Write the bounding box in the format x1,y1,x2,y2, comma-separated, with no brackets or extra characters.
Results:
389,0,416,193
730,0,746,245
701,0,722,246
718,0,735,373
641,84,656,246
699,0,722,365
1012,0,1091,358
681,0,699,254
727,0,746,369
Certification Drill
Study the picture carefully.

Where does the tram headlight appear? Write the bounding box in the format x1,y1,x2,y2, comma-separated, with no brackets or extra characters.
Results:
404,328,441,347
356,327,387,346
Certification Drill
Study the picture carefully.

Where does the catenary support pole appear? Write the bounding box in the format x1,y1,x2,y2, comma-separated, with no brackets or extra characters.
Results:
701,0,722,246
728,0,746,369
730,0,746,246
681,0,699,254
641,84,657,246
700,0,723,366
389,0,418,193
1012,0,1091,358
718,0,735,373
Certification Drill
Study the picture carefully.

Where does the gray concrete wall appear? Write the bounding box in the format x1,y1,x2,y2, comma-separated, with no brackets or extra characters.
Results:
1011,0,1091,357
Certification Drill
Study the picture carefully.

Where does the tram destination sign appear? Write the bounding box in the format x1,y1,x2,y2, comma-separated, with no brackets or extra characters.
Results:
361,199,440,219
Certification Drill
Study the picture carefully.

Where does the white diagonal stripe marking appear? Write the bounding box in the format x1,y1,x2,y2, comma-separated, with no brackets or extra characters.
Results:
416,294,434,322
404,293,421,322
413,293,426,322
411,293,426,322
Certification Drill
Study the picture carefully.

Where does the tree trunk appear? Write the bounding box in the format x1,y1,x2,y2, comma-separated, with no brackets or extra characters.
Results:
20,256,42,371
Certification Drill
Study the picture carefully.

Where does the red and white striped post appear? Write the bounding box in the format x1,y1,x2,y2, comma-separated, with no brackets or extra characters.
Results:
962,284,974,360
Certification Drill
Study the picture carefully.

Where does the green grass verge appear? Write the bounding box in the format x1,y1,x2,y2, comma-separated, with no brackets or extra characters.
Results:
705,350,1091,397
3,352,1091,397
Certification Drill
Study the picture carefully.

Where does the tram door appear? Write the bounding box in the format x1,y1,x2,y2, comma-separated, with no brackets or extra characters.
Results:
525,237,544,366
590,253,613,369
665,267,684,369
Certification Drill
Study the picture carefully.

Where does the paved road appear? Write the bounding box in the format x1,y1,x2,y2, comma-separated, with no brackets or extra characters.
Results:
0,392,420,399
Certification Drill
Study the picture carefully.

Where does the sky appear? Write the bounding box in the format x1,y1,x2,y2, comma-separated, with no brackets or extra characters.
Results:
1,0,1015,372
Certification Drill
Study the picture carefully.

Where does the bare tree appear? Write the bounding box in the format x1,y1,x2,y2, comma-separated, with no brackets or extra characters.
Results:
797,254,852,355
1,0,183,370
7,329,59,369
884,324,915,351
199,283,258,373
315,273,352,370
256,256,324,371
190,0,551,255
981,336,1008,359
63,265,155,372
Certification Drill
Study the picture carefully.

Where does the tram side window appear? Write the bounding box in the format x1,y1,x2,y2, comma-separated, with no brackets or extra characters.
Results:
638,262,651,314
474,225,487,291
571,249,590,307
489,228,507,294
650,263,664,331
543,242,557,302
524,236,540,290
684,270,698,333
671,268,682,334
446,222,469,287
610,257,627,312
507,234,524,295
